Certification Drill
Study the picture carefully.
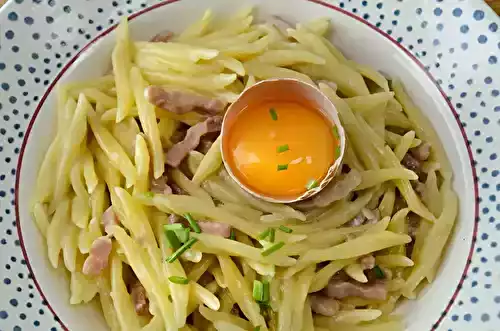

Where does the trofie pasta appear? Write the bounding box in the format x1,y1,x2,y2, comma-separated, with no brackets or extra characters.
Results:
32,8,458,331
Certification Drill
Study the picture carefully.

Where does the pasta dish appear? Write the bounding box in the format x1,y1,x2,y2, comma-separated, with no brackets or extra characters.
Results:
32,8,458,331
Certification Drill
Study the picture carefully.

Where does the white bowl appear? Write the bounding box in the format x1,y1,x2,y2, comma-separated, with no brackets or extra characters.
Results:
16,0,475,330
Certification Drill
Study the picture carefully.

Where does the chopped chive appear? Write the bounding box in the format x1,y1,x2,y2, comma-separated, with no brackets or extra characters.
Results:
374,265,385,279
164,224,189,243
164,223,184,231
229,228,236,241
175,228,190,243
144,191,155,198
261,280,270,303
269,228,275,243
305,179,319,190
258,228,271,240
278,225,293,234
184,213,201,233
253,280,264,302
254,327,261,331
269,108,278,121
276,144,289,153
168,276,189,285
332,126,340,139
277,164,288,171
165,230,181,250
167,237,198,263
261,241,285,256
335,145,341,158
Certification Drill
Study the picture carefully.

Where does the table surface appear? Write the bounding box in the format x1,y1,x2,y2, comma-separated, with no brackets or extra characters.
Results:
486,0,500,13
1,0,500,12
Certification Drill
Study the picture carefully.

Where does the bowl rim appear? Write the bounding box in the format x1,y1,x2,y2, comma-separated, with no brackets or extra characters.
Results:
13,0,479,330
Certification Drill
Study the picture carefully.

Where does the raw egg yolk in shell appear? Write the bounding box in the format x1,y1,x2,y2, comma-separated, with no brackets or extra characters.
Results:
224,100,340,200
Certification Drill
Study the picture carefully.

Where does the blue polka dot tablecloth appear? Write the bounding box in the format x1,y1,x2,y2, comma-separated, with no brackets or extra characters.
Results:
0,0,498,330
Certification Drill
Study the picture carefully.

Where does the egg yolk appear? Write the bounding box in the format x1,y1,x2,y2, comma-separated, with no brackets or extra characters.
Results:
224,101,338,200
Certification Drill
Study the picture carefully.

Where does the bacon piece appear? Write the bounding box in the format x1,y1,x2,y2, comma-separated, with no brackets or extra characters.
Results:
346,213,365,227
309,294,340,316
130,281,149,316
401,153,421,173
410,142,431,161
168,214,184,225
150,31,173,43
82,237,112,276
101,206,119,234
144,86,226,115
326,279,387,301
165,116,222,167
198,221,231,238
151,176,172,195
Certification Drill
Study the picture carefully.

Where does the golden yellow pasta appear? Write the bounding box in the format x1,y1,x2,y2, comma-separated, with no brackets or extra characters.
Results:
112,18,135,121
88,108,137,187
192,136,223,185
47,198,71,268
133,134,151,195
110,254,142,331
130,66,165,179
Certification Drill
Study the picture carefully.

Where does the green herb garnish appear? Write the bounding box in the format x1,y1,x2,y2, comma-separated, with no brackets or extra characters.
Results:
259,227,275,242
276,144,289,153
261,241,285,256
184,213,201,233
269,228,275,243
335,145,341,158
305,179,319,190
253,280,264,302
278,225,293,234
277,164,288,171
167,237,198,263
261,280,270,303
253,279,270,307
164,224,190,243
168,276,189,285
165,230,181,250
229,228,236,241
176,228,190,243
332,125,340,139
254,327,261,331
269,108,278,121
164,224,184,231
258,228,272,240
144,191,155,198
374,265,385,279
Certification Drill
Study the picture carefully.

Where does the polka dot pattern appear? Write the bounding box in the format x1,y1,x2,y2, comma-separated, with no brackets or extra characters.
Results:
0,1,149,330
0,0,498,330
338,2,499,331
